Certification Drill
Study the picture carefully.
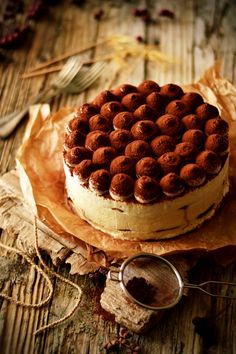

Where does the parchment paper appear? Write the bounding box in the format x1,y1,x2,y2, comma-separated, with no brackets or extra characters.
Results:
16,63,236,260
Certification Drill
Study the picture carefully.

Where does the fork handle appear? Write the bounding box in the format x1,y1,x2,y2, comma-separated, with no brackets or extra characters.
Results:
0,87,58,139
0,86,54,127
0,106,30,138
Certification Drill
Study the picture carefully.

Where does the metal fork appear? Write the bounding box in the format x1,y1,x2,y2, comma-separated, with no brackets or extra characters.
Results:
0,55,83,138
64,61,106,94
0,60,106,139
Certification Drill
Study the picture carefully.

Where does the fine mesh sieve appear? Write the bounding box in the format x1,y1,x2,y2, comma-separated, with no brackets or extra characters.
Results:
108,253,236,310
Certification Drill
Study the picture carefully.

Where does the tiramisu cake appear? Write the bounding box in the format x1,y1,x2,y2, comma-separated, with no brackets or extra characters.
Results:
63,81,229,241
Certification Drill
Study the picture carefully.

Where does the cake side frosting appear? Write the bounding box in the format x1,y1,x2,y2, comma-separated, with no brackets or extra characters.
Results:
64,157,229,240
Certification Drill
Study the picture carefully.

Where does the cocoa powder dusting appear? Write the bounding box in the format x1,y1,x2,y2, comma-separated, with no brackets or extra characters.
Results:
126,276,155,305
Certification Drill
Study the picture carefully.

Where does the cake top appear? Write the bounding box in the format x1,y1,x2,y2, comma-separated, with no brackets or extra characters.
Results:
63,80,229,203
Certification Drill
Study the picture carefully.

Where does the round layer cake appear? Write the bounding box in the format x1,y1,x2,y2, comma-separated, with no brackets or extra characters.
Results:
63,81,229,240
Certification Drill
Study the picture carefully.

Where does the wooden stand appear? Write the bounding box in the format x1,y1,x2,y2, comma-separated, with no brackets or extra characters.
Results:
100,270,163,333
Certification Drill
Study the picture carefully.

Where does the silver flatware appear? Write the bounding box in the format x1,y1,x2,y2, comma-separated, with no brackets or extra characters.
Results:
0,55,83,138
64,61,106,94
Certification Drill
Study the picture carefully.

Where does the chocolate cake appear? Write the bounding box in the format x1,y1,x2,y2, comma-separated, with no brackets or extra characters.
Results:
63,81,229,240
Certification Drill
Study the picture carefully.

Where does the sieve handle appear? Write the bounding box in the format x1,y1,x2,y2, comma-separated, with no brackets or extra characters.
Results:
107,269,120,282
184,281,236,299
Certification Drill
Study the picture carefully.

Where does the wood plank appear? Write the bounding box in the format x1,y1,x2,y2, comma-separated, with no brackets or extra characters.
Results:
146,0,195,85
193,0,236,82
1,0,236,353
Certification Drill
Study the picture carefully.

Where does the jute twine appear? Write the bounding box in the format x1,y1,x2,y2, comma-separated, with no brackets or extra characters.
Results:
0,216,82,335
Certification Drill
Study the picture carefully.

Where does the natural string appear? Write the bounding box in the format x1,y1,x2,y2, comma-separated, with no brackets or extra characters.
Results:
33,216,82,335
0,240,53,308
0,216,83,335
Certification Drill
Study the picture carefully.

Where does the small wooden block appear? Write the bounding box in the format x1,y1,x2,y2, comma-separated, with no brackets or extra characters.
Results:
100,275,162,333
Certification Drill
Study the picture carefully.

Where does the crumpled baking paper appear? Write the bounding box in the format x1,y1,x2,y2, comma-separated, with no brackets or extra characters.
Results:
16,63,236,262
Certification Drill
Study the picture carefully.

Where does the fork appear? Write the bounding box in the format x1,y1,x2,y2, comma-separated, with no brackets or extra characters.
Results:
64,61,106,94
0,60,106,139
0,55,83,138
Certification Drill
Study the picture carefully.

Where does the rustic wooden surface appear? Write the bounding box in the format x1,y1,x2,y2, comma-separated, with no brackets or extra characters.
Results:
1,1,236,353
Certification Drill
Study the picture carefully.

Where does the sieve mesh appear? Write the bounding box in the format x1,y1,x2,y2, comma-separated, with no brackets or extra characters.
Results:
121,255,183,309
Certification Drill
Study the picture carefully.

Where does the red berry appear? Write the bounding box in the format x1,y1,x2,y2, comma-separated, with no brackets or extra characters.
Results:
7,35,14,42
21,24,31,33
136,36,144,43
0,38,7,45
27,2,46,19
141,13,150,22
94,9,104,20
12,33,19,40
158,9,175,19
140,8,148,16
132,8,141,16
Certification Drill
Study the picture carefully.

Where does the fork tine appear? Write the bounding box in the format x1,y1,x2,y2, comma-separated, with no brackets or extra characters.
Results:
56,58,77,83
64,62,106,94
73,62,105,84
58,55,80,77
72,62,106,88
76,67,106,91
75,72,103,92
59,61,82,87
54,56,82,88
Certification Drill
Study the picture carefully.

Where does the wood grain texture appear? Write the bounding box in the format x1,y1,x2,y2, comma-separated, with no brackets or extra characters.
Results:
1,0,236,353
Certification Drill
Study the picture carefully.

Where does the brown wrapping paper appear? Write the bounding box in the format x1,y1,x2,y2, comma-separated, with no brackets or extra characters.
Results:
16,63,236,261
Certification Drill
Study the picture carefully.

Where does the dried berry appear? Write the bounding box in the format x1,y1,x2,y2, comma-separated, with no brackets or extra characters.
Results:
118,338,128,345
103,330,140,353
94,9,104,20
0,24,31,49
104,338,119,350
20,23,31,34
0,0,60,50
140,9,150,22
119,327,131,338
27,2,46,20
158,9,175,19
132,8,142,17
136,35,144,43
140,8,149,17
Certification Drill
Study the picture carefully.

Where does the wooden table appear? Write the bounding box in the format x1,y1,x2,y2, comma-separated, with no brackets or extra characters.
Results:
1,1,236,353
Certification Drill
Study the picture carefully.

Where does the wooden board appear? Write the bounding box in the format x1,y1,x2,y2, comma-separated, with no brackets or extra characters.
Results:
1,0,236,353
